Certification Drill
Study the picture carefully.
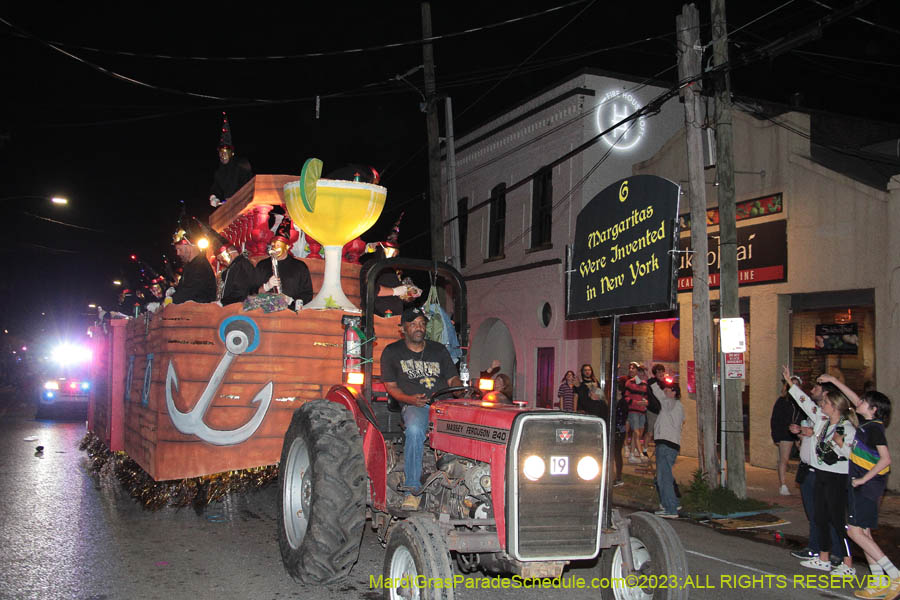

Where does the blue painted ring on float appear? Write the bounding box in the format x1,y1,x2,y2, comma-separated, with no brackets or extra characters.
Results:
219,315,261,353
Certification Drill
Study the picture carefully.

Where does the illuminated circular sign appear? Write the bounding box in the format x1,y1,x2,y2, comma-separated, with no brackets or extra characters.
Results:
596,90,647,151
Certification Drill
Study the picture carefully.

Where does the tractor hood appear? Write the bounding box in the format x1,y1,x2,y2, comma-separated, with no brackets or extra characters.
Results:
428,399,539,462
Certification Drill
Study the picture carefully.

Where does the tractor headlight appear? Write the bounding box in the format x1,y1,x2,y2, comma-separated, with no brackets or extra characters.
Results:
522,455,545,481
577,456,601,481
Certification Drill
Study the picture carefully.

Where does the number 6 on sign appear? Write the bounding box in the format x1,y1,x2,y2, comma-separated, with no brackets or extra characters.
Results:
550,456,569,475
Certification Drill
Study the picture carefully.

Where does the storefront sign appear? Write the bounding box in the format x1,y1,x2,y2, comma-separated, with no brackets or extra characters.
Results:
677,220,787,290
567,176,680,319
815,323,859,355
678,193,783,231
596,90,647,151
725,353,745,379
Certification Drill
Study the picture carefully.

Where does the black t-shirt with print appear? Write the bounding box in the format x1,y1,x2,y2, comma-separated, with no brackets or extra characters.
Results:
380,339,458,397
851,417,889,500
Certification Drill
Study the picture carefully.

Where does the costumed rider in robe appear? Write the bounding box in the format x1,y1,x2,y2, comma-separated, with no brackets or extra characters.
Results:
142,276,166,313
255,215,313,309
196,219,258,305
169,224,217,305
359,213,421,317
113,286,139,317
218,245,258,306
209,112,253,208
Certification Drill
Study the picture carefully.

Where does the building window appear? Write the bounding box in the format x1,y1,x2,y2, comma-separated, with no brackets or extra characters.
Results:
531,167,552,248
488,183,506,259
457,196,468,268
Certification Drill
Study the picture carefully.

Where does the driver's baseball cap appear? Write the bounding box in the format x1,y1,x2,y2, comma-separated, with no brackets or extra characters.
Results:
401,307,428,324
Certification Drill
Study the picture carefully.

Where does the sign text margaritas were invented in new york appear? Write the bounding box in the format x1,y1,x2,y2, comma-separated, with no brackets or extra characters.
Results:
567,175,680,319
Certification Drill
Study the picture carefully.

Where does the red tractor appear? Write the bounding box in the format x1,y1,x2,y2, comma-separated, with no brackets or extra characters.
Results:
276,258,688,599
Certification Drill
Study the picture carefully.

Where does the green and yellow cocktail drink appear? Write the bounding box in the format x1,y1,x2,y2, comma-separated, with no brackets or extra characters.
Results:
284,165,386,312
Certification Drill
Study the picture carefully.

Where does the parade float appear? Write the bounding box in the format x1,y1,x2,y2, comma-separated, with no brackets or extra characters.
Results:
86,164,402,484
86,166,691,596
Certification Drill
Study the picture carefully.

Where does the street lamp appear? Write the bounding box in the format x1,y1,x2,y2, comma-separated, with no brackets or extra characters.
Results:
0,195,69,205
88,303,97,308
113,280,122,286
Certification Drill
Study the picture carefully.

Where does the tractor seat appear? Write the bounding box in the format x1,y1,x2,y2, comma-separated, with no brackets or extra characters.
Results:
370,391,405,441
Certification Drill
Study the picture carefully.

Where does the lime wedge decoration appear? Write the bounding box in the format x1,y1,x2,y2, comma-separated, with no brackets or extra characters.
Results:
299,158,323,212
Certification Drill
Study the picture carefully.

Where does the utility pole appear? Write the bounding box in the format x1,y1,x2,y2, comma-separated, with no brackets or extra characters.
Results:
711,0,746,498
677,3,718,482
421,1,444,261
445,97,460,268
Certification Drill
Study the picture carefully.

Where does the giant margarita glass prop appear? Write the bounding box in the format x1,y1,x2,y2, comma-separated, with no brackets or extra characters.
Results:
284,158,386,312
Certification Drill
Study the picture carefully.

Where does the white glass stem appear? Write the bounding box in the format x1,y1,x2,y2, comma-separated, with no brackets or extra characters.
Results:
303,246,360,312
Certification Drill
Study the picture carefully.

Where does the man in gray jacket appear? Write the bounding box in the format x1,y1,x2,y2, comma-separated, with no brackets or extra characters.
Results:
650,381,684,518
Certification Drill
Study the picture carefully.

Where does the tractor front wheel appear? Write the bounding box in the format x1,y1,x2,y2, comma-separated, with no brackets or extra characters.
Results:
278,399,366,584
599,511,688,600
383,518,455,600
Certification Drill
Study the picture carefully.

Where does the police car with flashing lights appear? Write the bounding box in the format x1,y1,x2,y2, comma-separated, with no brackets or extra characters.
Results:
36,343,92,419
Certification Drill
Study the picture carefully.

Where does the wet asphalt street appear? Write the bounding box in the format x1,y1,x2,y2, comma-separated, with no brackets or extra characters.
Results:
0,388,870,600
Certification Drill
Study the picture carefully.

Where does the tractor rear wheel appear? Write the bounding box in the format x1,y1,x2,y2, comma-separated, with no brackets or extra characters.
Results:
599,511,688,600
383,518,455,600
278,399,366,584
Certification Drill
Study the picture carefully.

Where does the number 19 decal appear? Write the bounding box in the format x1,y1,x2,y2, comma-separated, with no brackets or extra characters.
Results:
550,456,569,475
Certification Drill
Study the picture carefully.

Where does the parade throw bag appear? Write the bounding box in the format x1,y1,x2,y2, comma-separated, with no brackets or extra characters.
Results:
423,286,462,362
795,462,810,485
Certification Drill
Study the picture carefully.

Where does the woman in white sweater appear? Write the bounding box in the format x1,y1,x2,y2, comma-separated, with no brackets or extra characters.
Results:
782,366,858,577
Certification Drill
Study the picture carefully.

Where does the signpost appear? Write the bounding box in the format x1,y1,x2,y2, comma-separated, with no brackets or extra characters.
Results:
566,175,680,525
718,317,746,486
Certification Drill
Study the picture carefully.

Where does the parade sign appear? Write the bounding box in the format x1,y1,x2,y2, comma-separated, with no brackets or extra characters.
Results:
567,175,680,320
815,323,859,355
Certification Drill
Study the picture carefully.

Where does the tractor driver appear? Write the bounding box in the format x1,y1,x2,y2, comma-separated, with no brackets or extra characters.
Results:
380,307,460,511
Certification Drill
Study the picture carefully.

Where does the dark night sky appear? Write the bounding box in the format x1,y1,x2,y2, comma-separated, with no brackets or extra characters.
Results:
1,0,898,343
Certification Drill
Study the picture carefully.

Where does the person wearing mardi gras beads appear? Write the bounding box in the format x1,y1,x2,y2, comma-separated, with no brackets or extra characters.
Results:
255,215,313,307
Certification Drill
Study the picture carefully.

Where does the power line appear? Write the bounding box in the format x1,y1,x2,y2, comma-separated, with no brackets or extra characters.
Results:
805,0,900,36
455,64,678,181
22,211,108,233
1,1,592,62
725,0,799,42
458,0,599,120
446,68,691,229
794,49,900,68
733,99,900,187
27,34,679,129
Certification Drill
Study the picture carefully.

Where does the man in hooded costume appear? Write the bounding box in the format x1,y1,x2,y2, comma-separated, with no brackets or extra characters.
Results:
171,222,217,304
209,112,253,207
195,219,258,305
359,213,421,317
218,244,258,306
255,215,313,308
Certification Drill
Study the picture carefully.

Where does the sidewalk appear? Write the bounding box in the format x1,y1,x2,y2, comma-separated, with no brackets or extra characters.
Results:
612,453,900,564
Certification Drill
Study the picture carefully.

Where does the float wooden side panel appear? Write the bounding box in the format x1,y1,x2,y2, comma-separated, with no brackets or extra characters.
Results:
120,287,403,481
153,438,286,481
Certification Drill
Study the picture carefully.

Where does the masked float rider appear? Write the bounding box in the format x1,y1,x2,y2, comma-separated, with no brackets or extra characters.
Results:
359,213,421,317
217,244,258,306
209,112,253,207
170,227,217,305
254,215,313,308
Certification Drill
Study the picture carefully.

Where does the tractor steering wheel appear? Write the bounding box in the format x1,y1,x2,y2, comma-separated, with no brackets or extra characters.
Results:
427,385,482,405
